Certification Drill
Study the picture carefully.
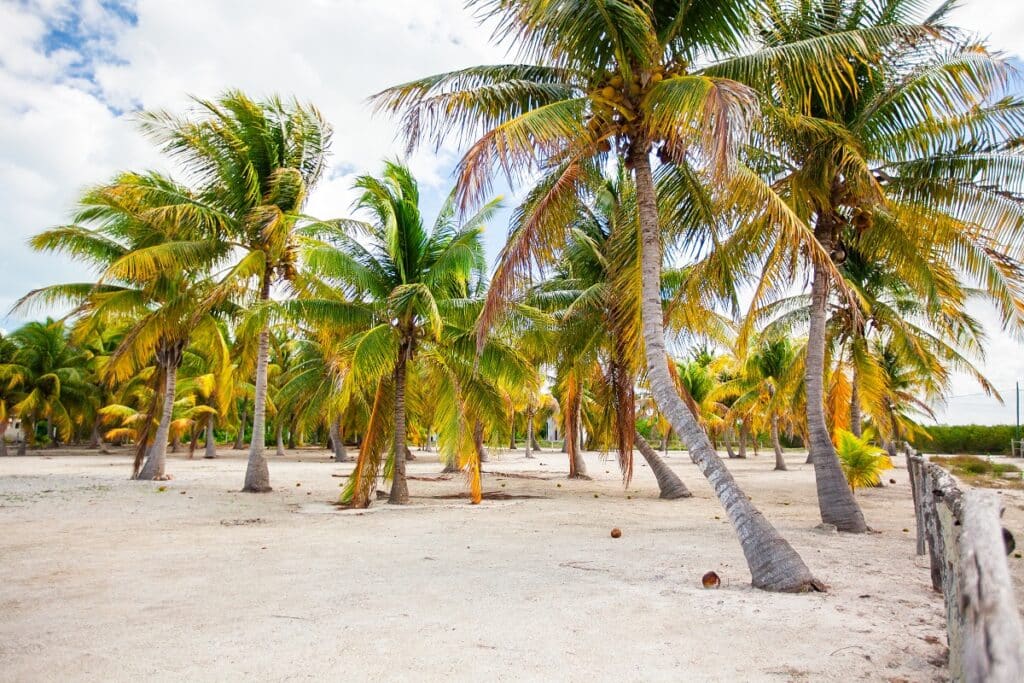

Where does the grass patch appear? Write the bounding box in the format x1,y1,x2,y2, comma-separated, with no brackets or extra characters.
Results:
931,455,1024,489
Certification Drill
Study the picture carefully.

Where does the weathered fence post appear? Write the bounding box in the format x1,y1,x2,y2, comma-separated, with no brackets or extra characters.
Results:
960,490,1024,682
909,454,1024,681
908,450,927,556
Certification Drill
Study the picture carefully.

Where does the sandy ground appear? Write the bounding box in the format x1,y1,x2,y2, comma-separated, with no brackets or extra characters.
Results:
4,445,1016,682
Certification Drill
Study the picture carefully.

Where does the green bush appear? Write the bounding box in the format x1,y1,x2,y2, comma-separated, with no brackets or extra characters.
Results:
910,425,1019,456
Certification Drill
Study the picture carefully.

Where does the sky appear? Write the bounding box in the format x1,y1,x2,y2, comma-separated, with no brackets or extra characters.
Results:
1,0,1023,426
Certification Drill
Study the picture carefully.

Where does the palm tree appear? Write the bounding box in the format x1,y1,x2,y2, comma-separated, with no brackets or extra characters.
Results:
0,320,94,452
0,332,21,457
297,161,512,505
368,0,925,590
719,336,801,471
732,0,1024,531
528,167,692,496
19,172,220,479
138,91,332,492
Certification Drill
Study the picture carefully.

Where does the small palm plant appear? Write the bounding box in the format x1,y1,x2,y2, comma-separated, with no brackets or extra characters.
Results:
835,429,893,493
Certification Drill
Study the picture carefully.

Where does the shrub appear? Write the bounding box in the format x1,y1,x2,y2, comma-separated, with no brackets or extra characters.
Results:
836,429,894,493
909,425,1018,456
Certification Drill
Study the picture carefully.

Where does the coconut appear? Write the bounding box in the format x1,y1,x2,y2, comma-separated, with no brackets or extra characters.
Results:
601,86,616,99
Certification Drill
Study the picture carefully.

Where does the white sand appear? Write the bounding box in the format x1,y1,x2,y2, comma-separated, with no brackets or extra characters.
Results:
0,446,988,682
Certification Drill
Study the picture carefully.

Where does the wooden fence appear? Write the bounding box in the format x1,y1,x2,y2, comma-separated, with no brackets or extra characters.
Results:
907,451,1024,681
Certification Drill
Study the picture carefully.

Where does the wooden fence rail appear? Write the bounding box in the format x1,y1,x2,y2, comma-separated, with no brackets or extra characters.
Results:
907,451,1024,682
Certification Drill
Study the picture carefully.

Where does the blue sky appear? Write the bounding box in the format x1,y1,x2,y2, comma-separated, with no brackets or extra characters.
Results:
1,0,1023,425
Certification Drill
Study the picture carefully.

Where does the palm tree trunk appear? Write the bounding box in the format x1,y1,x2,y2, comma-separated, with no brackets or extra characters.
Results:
88,418,102,449
566,389,588,479
509,411,516,449
738,423,748,458
204,415,217,459
389,339,411,504
234,406,247,450
330,418,347,462
137,346,182,480
725,425,738,459
0,420,8,458
524,407,535,459
242,326,272,492
806,224,867,532
850,364,862,438
631,142,818,591
660,426,670,454
188,428,199,459
771,415,787,471
531,429,542,452
635,430,690,499
474,419,488,464
275,422,286,456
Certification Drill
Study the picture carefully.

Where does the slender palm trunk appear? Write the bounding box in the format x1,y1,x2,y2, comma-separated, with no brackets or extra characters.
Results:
850,364,862,438
330,418,347,462
234,407,247,450
524,407,535,459
509,411,516,450
806,223,867,532
242,325,272,492
660,426,670,454
0,421,8,458
275,422,286,456
635,430,690,499
389,338,411,504
137,344,183,480
88,418,102,449
566,390,588,479
204,415,217,459
631,143,817,591
474,420,488,464
771,415,787,471
738,423,748,458
17,420,28,456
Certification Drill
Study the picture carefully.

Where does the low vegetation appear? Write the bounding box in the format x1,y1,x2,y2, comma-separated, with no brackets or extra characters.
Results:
931,455,1023,489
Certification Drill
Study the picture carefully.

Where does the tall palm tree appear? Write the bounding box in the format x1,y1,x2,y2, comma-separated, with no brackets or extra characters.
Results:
137,91,331,491
369,0,920,590
734,1,1024,530
297,161,515,505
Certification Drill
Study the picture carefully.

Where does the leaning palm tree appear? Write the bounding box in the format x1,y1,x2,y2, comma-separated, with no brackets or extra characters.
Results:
528,167,693,496
138,91,332,492
368,0,921,590
297,161,513,505
17,172,221,479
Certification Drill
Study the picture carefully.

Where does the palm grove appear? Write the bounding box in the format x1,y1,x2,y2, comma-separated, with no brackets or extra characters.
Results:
2,0,1022,592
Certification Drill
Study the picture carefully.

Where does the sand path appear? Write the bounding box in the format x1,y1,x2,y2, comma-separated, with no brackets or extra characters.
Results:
2,447,1000,681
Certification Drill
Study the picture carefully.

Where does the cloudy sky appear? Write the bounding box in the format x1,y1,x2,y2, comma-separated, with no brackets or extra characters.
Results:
1,0,1023,425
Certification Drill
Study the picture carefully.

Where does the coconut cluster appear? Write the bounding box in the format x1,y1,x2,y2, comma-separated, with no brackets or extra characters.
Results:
585,66,679,154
